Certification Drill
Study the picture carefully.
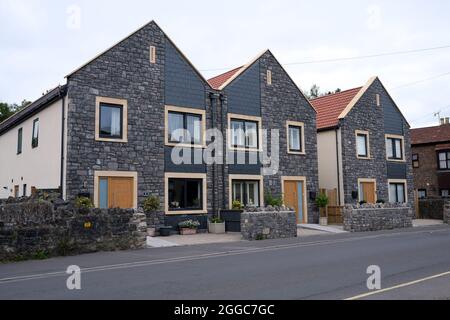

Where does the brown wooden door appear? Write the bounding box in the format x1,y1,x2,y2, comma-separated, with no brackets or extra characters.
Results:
108,177,134,209
361,182,376,203
284,181,306,224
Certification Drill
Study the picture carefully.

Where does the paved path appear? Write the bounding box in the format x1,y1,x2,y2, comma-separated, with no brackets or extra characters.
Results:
0,225,449,300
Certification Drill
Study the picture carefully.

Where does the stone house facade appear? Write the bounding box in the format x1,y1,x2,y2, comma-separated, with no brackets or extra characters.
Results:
0,21,320,228
312,77,415,214
411,123,450,199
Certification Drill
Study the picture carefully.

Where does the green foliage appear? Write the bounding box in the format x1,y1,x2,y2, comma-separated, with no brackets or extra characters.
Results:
265,193,284,207
232,200,243,210
56,238,77,257
210,217,224,224
75,197,94,209
32,250,49,260
143,195,160,212
178,220,201,229
256,234,267,241
0,100,32,122
316,193,329,208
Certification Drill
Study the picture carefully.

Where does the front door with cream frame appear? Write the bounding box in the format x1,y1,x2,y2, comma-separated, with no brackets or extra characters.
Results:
99,177,134,209
284,180,306,224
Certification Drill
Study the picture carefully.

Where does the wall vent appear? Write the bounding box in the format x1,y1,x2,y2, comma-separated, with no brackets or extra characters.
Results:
376,94,381,107
150,46,156,64
267,70,272,85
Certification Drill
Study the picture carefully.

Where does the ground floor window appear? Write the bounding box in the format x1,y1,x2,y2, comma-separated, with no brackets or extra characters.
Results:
168,179,203,211
441,189,450,198
389,182,406,203
232,180,260,207
418,189,427,199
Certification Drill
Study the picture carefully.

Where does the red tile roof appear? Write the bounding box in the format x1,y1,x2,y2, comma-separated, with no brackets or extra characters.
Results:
207,66,244,90
411,124,450,145
310,87,363,130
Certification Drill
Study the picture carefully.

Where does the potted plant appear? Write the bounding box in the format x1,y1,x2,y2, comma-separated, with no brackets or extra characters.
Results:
316,193,329,226
178,220,200,235
208,216,226,234
143,195,160,237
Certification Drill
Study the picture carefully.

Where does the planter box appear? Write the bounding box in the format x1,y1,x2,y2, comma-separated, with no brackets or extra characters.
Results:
180,228,198,236
221,210,243,232
320,217,328,226
208,222,226,234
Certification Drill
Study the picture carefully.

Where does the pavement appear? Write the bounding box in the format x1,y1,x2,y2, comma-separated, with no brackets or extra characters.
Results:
0,224,449,300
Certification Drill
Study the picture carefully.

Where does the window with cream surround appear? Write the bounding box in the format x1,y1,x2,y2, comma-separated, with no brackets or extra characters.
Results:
286,121,305,154
228,114,262,151
165,106,206,148
165,173,207,215
95,97,128,143
386,134,405,161
388,180,407,203
355,130,370,159
228,175,264,209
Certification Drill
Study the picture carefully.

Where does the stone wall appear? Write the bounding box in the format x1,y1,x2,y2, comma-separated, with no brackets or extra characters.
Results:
0,199,147,262
343,204,413,232
444,201,450,224
419,199,445,220
241,208,297,241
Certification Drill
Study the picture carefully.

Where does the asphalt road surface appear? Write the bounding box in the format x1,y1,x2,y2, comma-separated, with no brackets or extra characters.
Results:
0,225,449,300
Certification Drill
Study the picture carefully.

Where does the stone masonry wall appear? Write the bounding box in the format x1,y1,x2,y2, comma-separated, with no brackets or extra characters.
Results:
444,201,450,224
0,200,147,262
343,204,413,232
241,208,297,241
419,198,445,220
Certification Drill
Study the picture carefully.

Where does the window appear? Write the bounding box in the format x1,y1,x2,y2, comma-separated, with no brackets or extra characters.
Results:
442,189,450,198
168,179,203,211
95,97,128,142
231,119,258,149
99,103,123,139
32,119,39,148
418,189,427,199
386,136,404,161
287,121,305,154
389,182,406,203
168,112,202,145
412,154,419,168
17,128,23,155
232,180,260,207
356,131,369,158
438,151,450,170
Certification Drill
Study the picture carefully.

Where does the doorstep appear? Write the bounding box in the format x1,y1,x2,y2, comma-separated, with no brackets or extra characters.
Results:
413,219,444,228
299,224,349,234
147,233,243,248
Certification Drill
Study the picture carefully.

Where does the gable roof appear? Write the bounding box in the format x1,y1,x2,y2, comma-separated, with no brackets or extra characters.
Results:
65,20,212,88
208,66,245,90
0,85,67,136
310,87,363,130
411,124,450,145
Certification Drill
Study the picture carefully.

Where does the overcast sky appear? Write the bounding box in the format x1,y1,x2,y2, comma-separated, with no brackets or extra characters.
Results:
1,0,449,128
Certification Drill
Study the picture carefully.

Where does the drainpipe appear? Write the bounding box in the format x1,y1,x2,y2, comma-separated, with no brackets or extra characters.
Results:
335,127,342,206
59,87,66,200
220,94,227,211
209,92,219,216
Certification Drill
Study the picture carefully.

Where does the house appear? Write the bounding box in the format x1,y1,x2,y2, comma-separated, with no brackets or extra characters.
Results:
411,120,450,198
0,21,319,228
311,77,414,213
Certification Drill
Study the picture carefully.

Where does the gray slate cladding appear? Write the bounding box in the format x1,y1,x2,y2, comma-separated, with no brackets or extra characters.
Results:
65,21,320,222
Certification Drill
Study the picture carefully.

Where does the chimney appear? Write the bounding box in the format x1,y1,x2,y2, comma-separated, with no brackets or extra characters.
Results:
446,118,450,125
441,118,446,125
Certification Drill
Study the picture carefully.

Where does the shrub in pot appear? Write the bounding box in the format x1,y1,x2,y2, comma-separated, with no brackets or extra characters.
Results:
208,217,226,234
316,193,329,226
178,220,200,235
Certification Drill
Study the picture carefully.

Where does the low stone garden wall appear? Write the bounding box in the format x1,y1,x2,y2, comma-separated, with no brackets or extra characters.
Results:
241,207,297,241
343,203,413,232
444,201,450,224
419,199,445,220
0,196,147,262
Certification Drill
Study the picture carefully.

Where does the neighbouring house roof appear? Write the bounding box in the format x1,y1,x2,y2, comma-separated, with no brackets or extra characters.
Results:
310,87,363,130
208,66,245,90
411,124,450,145
0,85,67,136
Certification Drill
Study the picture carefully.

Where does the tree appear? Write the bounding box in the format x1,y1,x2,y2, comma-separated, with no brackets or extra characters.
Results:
309,84,321,99
0,100,32,122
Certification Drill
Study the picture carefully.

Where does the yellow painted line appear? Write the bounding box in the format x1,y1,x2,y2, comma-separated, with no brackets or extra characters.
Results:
345,270,450,300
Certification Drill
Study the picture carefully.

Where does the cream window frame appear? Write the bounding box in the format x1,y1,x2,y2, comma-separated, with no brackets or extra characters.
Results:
95,97,128,143
287,121,306,155
385,134,406,162
165,105,207,149
355,130,371,160
228,174,264,209
228,113,263,152
388,179,408,203
165,173,207,215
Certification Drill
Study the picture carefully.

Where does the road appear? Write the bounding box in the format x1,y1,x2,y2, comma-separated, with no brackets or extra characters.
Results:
0,225,449,300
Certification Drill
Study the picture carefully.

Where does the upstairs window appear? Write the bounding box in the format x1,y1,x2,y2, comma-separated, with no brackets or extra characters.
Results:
17,128,23,155
386,136,404,161
100,103,123,139
32,119,39,148
168,112,202,145
412,154,419,168
287,121,305,154
356,131,370,159
438,151,450,170
231,120,258,149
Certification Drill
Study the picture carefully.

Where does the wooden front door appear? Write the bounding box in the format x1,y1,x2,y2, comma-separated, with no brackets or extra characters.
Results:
284,181,306,224
108,177,134,209
360,182,376,204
